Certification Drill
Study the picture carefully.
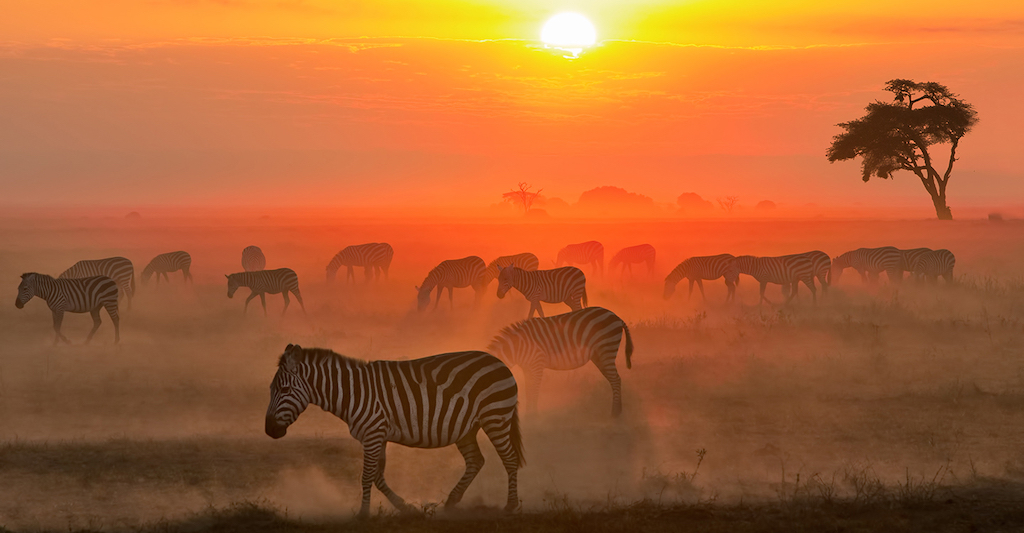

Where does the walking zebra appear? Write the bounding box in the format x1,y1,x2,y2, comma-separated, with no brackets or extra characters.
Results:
416,256,487,311
15,273,120,344
663,254,739,302
786,250,831,296
735,254,817,307
226,268,305,315
242,246,266,272
556,241,604,277
898,247,933,281
488,307,633,416
59,256,135,310
326,243,394,283
910,249,955,283
496,266,587,319
142,251,192,285
830,247,903,285
608,244,656,278
482,253,540,287
265,344,524,516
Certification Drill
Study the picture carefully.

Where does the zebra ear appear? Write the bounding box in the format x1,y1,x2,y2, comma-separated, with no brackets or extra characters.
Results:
225,274,230,279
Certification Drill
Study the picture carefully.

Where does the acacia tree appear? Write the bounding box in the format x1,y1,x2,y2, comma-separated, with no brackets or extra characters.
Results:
503,182,543,215
827,79,978,220
717,196,739,214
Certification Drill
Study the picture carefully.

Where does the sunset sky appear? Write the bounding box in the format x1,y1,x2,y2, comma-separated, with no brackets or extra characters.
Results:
2,1,1022,215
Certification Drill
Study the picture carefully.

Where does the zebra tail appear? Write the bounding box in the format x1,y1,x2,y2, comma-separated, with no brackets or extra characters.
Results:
582,287,588,308
131,271,136,293
510,404,526,468
623,322,633,369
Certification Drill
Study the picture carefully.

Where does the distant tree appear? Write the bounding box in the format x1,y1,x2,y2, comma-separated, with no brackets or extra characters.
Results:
503,182,543,215
826,79,978,220
755,200,777,211
676,192,714,215
717,196,739,213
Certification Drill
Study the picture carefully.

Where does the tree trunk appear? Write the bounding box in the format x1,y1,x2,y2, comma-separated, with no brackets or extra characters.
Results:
931,193,953,220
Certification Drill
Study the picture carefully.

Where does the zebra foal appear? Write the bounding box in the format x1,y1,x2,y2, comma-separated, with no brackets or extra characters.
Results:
15,273,120,344
496,266,587,319
663,254,739,302
142,251,192,285
416,256,487,311
226,268,305,315
59,256,135,310
265,345,524,516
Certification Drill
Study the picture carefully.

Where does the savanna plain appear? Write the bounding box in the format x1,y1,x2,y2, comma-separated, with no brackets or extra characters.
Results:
2,215,1024,532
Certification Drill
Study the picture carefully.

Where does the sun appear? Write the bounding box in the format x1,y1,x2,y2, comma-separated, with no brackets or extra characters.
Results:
541,13,597,52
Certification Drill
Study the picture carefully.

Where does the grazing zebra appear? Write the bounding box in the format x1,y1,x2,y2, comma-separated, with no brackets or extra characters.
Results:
326,243,394,283
830,247,903,285
785,250,831,297
488,307,633,416
735,254,817,307
898,247,933,281
496,266,587,319
608,244,656,278
15,273,120,344
226,268,305,315
482,253,540,287
242,246,266,272
59,257,135,310
556,241,604,277
416,256,487,312
663,254,739,302
265,344,524,516
911,249,956,283
142,251,192,285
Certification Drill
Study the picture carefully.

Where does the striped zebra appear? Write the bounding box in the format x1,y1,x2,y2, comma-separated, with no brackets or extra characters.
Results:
898,247,933,281
326,243,394,283
242,246,266,272
663,254,739,302
735,254,817,307
142,251,192,285
555,241,604,277
15,273,120,344
226,268,305,315
482,253,540,287
608,244,656,278
265,344,524,516
59,257,135,310
488,307,633,416
830,247,903,285
911,249,956,283
496,266,587,319
416,256,487,312
786,250,831,296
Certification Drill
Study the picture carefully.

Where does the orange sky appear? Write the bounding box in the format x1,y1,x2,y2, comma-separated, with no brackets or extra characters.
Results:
2,1,1023,215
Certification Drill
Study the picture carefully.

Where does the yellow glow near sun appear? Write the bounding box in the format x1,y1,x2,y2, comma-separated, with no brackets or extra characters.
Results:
541,12,597,53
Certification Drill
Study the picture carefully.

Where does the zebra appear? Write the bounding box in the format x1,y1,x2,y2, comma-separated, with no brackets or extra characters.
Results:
487,307,633,417
911,249,955,283
242,246,266,272
608,244,656,278
555,241,604,277
783,250,831,298
496,266,587,319
416,256,487,312
663,254,739,302
898,247,933,281
735,254,816,307
15,273,120,344
830,247,903,285
482,253,540,287
265,344,524,516
326,243,394,283
142,251,192,285
59,256,135,310
226,268,305,315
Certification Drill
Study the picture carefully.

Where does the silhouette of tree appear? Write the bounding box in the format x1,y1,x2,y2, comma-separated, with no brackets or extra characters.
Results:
503,182,543,215
717,196,739,213
827,79,978,220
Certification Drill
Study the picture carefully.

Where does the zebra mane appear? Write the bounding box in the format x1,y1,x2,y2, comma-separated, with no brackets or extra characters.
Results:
488,317,532,350
279,346,367,368
20,272,51,281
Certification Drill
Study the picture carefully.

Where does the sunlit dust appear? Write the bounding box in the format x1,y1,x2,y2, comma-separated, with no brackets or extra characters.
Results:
541,12,597,57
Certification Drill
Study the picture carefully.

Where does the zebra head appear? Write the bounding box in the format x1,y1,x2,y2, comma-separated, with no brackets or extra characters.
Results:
830,254,850,284
733,256,756,275
141,266,154,286
226,274,241,298
496,266,517,299
415,285,431,311
15,273,36,309
266,344,313,439
662,276,677,300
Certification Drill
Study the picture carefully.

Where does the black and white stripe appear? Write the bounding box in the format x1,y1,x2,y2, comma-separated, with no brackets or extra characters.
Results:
663,254,739,302
788,250,831,295
416,256,487,311
226,268,305,315
15,273,120,344
483,253,540,287
142,251,192,285
556,241,604,277
495,266,587,319
735,254,817,307
899,248,933,275
911,249,955,283
830,247,903,285
326,243,394,283
488,307,633,416
59,256,135,310
242,246,266,272
265,344,524,516
608,244,656,277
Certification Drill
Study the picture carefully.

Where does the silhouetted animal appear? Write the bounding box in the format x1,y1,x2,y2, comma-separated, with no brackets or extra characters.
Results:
326,243,394,283
241,246,266,272
15,273,120,344
496,266,587,319
482,253,539,287
787,250,831,297
226,268,304,315
735,254,817,308
911,249,955,283
59,257,135,310
416,256,487,311
664,254,739,302
831,247,903,285
142,251,192,285
556,241,604,277
608,244,656,277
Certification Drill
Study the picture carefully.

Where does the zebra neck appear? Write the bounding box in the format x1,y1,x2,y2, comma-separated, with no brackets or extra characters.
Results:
31,277,58,301
665,268,685,284
307,358,368,424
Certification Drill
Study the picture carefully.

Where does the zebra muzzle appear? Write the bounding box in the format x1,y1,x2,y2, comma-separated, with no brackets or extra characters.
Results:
265,417,287,439
15,298,24,309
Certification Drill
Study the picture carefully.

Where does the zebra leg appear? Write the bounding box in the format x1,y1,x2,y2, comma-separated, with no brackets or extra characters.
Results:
447,287,454,310
281,291,290,315
163,272,171,283
358,436,385,517
260,293,267,316
183,267,192,283
446,432,485,508
687,279,694,300
725,279,735,302
480,415,521,512
346,266,355,284
805,279,817,305
373,442,412,513
85,309,103,344
51,310,70,345
106,303,120,343
524,365,544,414
696,279,706,301
292,289,306,313
243,292,258,315
593,357,622,417
433,287,443,310
759,282,772,308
